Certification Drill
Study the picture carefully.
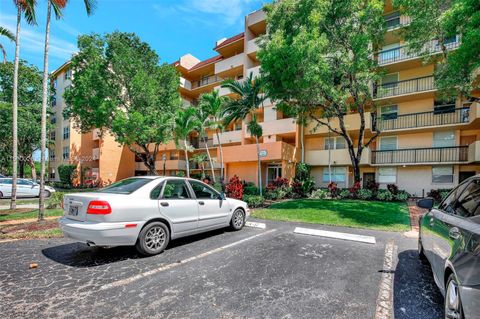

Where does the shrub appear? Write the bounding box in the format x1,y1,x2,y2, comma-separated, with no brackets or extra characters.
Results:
242,195,265,208
427,189,442,203
243,182,259,196
377,190,394,201
357,188,373,200
395,191,409,201
265,177,292,200
339,189,351,199
328,182,338,198
365,180,379,194
58,164,77,188
225,175,243,199
293,163,315,197
309,189,329,199
439,190,451,201
47,191,64,209
212,182,223,192
387,184,399,195
349,181,361,198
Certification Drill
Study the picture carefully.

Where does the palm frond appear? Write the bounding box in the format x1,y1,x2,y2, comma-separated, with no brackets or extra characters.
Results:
83,0,97,15
0,27,15,41
0,44,6,63
51,0,67,20
22,0,37,25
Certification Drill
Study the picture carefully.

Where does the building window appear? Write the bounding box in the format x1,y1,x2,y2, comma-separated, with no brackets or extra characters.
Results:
50,131,56,140
324,137,346,150
381,73,399,85
50,115,56,124
267,164,282,183
53,78,57,89
50,151,55,161
380,105,398,120
51,96,56,107
64,69,72,80
379,136,397,150
63,126,70,139
433,131,455,147
432,166,454,183
50,169,55,179
62,147,69,160
384,11,401,29
322,167,346,183
378,167,397,183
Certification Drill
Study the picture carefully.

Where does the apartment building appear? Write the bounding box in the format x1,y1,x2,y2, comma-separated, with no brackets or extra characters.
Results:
48,62,135,186
50,1,480,196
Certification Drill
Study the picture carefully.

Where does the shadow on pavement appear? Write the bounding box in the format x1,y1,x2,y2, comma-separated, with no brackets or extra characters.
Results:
393,250,444,319
41,228,232,267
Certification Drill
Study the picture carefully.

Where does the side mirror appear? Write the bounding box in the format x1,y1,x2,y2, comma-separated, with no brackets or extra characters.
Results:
219,192,226,200
417,198,434,210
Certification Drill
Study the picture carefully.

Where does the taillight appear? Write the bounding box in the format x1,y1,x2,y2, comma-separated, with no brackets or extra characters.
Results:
87,200,112,214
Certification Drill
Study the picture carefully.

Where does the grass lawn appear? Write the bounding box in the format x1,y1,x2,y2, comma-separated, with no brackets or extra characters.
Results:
252,199,411,232
0,209,63,222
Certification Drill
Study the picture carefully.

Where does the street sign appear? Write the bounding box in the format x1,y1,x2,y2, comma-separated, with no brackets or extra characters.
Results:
258,150,267,158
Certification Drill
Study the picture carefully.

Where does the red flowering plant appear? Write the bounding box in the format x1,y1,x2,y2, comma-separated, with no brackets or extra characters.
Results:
327,182,338,198
265,177,291,200
349,181,361,198
225,175,244,199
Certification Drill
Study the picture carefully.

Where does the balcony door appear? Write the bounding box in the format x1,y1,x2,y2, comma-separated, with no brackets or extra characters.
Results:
267,164,282,184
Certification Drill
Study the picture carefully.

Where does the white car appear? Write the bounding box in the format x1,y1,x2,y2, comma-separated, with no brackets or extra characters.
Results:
0,178,56,198
59,177,250,256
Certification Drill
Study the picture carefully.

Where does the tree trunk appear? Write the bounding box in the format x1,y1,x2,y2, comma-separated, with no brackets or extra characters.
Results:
203,136,215,182
184,140,190,178
10,7,21,210
28,157,37,181
39,1,51,221
255,135,262,196
300,124,305,163
216,130,224,184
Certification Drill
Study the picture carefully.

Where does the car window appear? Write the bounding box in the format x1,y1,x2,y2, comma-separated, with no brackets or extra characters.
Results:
17,180,29,185
162,180,191,199
189,180,219,199
0,179,12,185
150,181,164,199
439,180,470,214
98,178,152,194
453,180,480,218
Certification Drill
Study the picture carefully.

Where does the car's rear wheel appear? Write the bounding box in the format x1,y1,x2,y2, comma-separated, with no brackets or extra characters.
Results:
0,191,3,199
42,190,51,198
135,222,170,256
445,274,464,319
230,208,245,230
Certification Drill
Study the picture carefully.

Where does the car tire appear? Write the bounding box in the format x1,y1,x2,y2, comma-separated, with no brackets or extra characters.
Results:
135,221,170,256
230,208,245,230
43,190,51,198
0,191,3,199
418,236,428,263
445,274,464,319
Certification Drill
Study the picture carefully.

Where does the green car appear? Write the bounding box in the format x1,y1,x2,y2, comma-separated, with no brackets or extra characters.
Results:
418,175,480,319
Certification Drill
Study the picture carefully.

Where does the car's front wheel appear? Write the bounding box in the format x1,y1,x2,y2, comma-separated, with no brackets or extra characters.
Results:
0,191,3,199
445,274,464,319
230,208,245,230
135,221,170,256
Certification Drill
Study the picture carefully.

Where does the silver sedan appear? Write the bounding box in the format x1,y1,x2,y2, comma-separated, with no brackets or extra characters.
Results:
0,178,56,198
59,176,250,256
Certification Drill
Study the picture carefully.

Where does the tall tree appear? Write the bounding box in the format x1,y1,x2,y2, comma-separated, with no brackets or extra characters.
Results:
0,27,15,63
174,107,200,179
258,0,385,184
195,101,216,182
394,0,480,100
221,73,265,195
191,153,208,179
65,32,181,176
198,90,228,185
10,0,36,210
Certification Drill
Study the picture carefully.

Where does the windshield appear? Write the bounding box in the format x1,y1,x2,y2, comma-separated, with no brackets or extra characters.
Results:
98,178,152,194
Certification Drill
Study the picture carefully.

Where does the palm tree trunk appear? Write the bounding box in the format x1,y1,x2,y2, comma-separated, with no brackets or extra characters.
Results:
216,130,224,183
300,124,305,163
184,140,190,178
38,0,51,221
203,136,215,182
28,156,37,181
255,135,262,196
10,7,21,210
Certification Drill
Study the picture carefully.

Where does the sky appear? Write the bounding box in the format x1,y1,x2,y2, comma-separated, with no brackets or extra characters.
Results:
0,0,268,72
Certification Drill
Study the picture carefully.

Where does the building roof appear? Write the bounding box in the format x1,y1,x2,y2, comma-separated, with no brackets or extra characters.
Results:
214,32,244,50
50,60,71,78
189,55,223,71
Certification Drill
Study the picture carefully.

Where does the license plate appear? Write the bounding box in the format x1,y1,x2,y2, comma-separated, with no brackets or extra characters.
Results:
68,206,79,216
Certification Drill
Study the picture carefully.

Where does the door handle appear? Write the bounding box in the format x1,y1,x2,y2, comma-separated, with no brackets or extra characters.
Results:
429,217,435,227
160,202,169,207
449,227,461,240
198,201,205,205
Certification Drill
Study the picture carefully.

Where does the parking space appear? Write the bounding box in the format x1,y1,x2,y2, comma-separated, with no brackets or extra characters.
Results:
0,220,443,318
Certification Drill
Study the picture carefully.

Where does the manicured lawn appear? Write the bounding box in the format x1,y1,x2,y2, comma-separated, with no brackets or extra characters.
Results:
252,199,411,232
0,209,63,222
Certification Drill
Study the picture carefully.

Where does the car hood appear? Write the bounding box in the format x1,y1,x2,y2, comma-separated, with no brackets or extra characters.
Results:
226,197,247,208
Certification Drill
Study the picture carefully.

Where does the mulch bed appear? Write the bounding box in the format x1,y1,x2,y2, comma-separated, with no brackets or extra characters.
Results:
0,219,59,235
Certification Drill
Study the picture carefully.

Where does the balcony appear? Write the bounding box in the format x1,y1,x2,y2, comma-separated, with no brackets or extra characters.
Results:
180,77,192,90
92,128,101,140
189,137,214,149
191,75,223,89
468,141,480,163
245,118,297,137
247,38,259,56
222,141,298,163
374,106,470,131
385,15,411,30
92,148,100,160
306,148,370,166
215,53,243,75
377,40,460,66
307,112,373,135
247,9,266,27
135,160,187,171
246,65,260,78
371,146,469,165
213,130,242,145
373,76,435,99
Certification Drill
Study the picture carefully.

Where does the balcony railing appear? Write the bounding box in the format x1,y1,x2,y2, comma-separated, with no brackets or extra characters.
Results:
189,137,214,149
385,15,411,30
377,40,460,65
371,146,469,164
191,75,223,89
375,106,470,131
373,76,435,99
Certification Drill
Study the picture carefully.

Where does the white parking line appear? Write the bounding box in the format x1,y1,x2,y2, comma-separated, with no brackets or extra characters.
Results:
245,221,266,229
293,227,376,244
375,240,396,319
100,229,277,290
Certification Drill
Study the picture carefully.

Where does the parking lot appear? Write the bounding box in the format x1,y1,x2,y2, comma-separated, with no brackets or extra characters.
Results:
0,219,443,318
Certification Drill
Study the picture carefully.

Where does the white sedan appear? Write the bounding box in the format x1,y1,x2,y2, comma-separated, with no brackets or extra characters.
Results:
0,178,56,198
59,176,250,256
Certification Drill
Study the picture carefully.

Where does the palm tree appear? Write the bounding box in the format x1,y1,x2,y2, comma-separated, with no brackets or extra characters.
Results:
38,0,96,220
174,107,200,179
192,153,208,179
0,26,15,63
199,90,228,185
10,0,36,210
221,73,265,195
195,101,216,183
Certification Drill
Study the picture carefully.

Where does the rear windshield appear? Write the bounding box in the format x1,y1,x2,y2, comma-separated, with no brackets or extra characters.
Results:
98,178,152,194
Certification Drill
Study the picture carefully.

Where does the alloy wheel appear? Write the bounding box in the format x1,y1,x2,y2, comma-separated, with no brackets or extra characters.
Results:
445,277,463,319
233,210,244,228
144,226,166,252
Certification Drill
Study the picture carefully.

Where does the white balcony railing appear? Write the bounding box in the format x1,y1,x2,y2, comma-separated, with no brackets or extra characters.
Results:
215,53,244,74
